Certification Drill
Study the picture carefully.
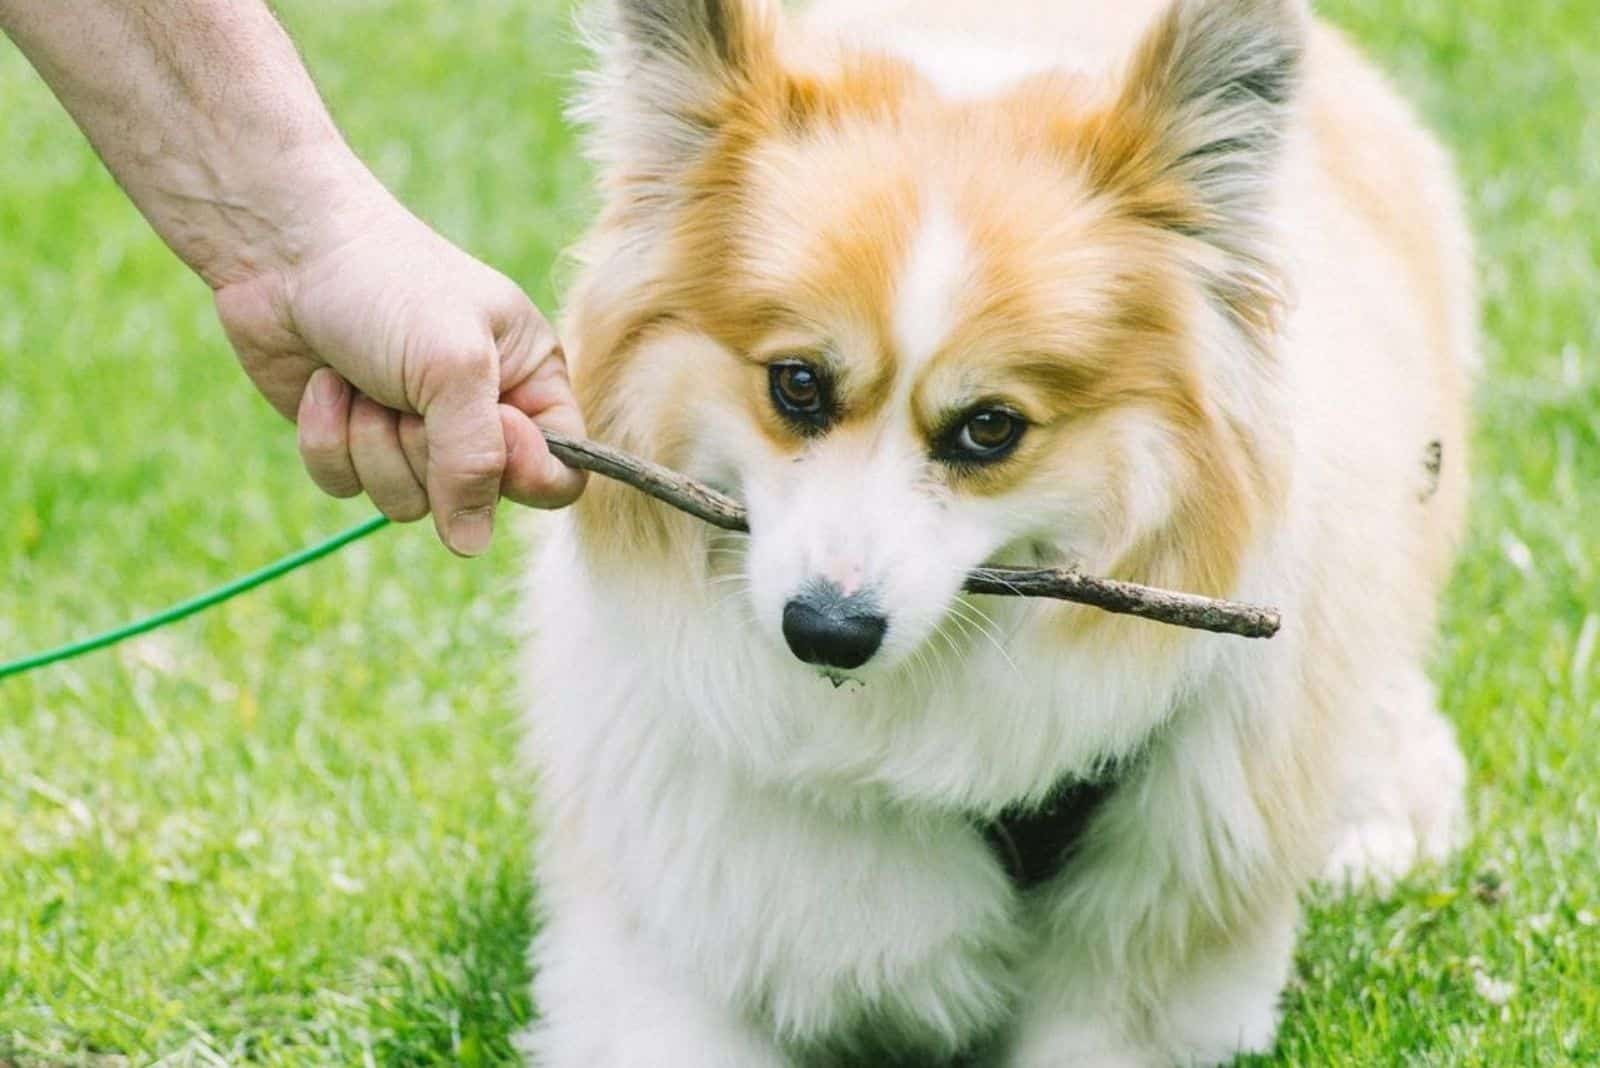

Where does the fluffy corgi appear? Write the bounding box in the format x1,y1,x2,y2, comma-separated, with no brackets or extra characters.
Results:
521,0,1475,1063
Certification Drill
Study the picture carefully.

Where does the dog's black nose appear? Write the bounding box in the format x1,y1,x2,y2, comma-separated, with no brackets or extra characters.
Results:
782,582,887,670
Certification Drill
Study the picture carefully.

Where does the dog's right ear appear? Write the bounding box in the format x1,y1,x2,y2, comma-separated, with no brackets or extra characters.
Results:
575,0,775,181
1073,0,1306,342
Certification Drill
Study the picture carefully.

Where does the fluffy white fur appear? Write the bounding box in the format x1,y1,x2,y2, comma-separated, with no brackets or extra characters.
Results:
520,0,1475,1064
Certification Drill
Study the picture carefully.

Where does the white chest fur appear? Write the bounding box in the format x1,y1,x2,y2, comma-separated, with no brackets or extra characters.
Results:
520,521,1265,1053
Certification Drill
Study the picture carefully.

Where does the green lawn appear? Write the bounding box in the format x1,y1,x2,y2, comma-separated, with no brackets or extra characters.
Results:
1,0,1595,1064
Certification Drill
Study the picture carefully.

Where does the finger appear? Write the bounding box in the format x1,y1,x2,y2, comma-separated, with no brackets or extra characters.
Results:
499,406,587,509
398,413,428,488
349,395,429,522
499,335,588,509
297,369,362,498
420,345,505,557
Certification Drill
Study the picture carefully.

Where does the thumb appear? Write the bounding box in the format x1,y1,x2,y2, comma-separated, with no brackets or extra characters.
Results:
496,305,587,509
421,345,506,556
499,405,586,508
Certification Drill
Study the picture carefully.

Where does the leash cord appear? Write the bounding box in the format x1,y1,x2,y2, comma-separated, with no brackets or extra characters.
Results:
0,514,392,682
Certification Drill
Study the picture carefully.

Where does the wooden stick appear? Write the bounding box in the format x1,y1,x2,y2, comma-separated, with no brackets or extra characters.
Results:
542,431,1282,640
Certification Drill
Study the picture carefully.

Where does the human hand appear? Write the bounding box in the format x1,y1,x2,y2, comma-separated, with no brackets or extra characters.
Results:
213,187,586,557
1,0,584,555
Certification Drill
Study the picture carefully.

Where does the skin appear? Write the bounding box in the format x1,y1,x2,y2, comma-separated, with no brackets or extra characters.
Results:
0,0,586,555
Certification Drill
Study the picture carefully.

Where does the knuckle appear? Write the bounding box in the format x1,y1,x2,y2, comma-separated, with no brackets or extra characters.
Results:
412,343,498,407
439,342,497,379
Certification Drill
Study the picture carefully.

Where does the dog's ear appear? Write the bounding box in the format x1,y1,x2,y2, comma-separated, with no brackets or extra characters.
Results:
575,0,775,182
1085,0,1306,332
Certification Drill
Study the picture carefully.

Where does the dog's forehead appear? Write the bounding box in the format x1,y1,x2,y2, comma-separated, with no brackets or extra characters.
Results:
891,199,974,377
735,131,1130,419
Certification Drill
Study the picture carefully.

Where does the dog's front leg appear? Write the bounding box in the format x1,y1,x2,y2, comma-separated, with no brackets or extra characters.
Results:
1000,960,1157,1068
523,901,791,1068
1001,891,1299,1068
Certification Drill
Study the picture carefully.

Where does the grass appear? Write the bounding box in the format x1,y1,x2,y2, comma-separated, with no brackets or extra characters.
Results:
0,0,1595,1064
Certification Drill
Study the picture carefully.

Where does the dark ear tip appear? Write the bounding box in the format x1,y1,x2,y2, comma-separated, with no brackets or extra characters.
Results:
1158,0,1307,104
1204,0,1307,20
1177,0,1309,43
615,0,750,67
1240,42,1303,107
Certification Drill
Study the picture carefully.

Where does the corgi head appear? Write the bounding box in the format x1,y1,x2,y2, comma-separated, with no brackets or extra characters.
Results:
565,0,1302,679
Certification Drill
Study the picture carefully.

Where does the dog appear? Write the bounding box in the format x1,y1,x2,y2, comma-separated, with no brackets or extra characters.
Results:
520,0,1475,1063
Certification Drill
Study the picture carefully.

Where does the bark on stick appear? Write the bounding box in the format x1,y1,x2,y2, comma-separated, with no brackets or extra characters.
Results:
542,431,1281,640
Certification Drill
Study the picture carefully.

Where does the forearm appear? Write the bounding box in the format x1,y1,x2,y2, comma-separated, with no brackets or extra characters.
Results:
0,0,387,287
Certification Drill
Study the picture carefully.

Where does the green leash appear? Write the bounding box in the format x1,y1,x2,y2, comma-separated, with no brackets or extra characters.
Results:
0,514,391,682
0,428,1281,685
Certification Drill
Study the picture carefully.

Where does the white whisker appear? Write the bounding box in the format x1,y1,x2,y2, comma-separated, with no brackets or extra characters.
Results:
951,600,1018,675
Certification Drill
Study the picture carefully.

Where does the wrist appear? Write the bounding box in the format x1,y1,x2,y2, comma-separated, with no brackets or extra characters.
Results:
1,0,392,290
160,139,399,291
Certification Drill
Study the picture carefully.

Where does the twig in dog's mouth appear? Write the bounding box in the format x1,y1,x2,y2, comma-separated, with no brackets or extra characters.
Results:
541,431,1282,640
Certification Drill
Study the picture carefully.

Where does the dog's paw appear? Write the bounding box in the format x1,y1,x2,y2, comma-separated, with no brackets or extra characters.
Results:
1323,793,1466,893
1325,670,1468,893
1322,816,1423,890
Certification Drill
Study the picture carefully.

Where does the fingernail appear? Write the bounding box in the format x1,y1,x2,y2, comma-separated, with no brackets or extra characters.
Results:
449,507,495,556
312,370,343,407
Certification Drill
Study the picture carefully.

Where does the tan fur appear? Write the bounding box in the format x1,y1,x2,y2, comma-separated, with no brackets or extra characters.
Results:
566,1,1469,615
568,13,1298,603
536,0,1474,1060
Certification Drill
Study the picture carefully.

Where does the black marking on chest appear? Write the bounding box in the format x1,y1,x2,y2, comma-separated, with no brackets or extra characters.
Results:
978,777,1119,891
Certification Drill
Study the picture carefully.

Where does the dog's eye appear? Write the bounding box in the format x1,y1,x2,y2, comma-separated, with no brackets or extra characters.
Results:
769,360,833,431
940,407,1027,464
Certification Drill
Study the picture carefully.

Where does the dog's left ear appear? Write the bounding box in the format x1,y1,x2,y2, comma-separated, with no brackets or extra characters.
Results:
576,0,776,182
1085,0,1307,330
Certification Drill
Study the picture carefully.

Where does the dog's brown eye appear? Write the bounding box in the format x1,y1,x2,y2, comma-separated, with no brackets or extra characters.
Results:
939,407,1027,464
775,365,820,408
769,360,834,432
963,411,1018,450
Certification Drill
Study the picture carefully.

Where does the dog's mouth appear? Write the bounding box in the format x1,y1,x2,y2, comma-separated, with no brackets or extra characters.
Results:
818,668,869,689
